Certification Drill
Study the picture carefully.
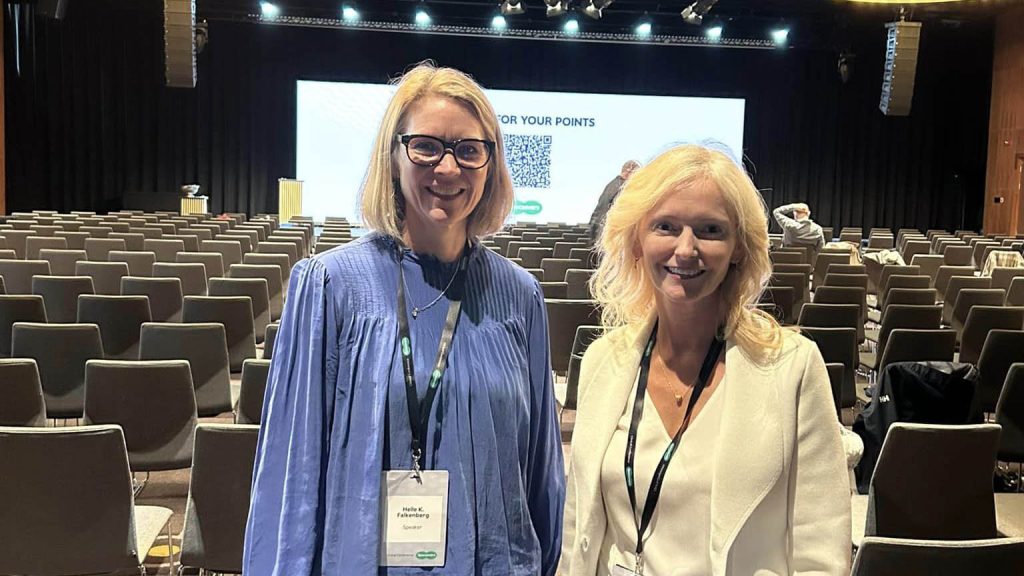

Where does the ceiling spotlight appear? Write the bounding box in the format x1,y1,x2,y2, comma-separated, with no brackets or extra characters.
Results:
680,0,718,26
342,5,360,22
415,5,432,26
635,20,652,36
492,14,508,29
500,0,525,16
771,27,790,45
563,17,580,33
259,1,280,18
544,0,570,18
582,0,614,20
706,25,723,40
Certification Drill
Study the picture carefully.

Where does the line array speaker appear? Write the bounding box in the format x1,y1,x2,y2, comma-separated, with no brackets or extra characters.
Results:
164,0,197,88
879,20,922,117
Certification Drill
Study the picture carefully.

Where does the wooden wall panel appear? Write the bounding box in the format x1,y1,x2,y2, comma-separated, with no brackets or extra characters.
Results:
984,6,1024,235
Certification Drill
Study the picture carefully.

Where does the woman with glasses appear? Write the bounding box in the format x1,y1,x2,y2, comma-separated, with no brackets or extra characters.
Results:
561,145,849,575
244,62,565,575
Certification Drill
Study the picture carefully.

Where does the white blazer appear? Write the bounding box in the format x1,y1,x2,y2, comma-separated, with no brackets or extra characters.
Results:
561,315,851,576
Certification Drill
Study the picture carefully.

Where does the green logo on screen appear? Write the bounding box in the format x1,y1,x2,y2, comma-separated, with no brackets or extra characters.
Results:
416,550,438,560
513,200,543,216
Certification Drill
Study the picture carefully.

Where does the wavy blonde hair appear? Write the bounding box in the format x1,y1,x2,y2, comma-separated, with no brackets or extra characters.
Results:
591,144,784,357
359,61,514,240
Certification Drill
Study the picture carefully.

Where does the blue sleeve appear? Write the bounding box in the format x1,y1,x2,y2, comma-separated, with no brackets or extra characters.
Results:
525,286,566,576
243,258,338,575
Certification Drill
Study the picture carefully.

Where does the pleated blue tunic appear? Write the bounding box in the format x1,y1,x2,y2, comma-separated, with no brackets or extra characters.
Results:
243,232,565,575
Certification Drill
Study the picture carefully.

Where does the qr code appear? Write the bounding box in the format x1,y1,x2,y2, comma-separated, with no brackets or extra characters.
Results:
504,134,552,188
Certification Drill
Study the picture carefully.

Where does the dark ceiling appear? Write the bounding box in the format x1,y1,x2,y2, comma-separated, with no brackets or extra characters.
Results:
190,0,1019,48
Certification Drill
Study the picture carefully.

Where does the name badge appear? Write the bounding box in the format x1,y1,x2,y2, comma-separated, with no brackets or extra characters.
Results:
379,470,448,567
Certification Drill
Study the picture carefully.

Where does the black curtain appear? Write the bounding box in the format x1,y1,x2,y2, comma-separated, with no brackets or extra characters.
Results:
4,1,993,231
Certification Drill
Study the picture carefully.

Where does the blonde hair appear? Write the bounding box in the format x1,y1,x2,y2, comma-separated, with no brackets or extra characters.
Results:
591,144,784,357
359,61,514,240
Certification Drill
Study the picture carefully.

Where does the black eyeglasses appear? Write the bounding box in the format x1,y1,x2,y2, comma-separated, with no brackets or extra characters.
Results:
396,134,496,170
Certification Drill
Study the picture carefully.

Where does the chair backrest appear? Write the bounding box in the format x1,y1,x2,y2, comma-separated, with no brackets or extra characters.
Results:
180,423,260,573
0,295,47,357
108,250,156,277
263,322,279,359
518,247,553,268
139,322,233,417
0,359,46,426
935,265,977,298
883,288,937,308
0,425,149,575
996,363,1024,463
564,326,603,412
800,326,857,409
182,296,257,372
942,276,991,325
943,244,974,266
83,359,197,471
177,251,226,279
11,322,104,419
545,300,600,375
1009,276,1024,307
540,282,568,299
153,262,208,296
25,236,67,259
227,263,284,322
758,286,796,324
770,251,803,265
813,252,851,288
867,423,999,540
142,239,185,263
822,273,868,289
992,267,1024,291
201,240,244,268
797,303,860,333
951,290,1009,335
31,275,95,323
77,295,153,360
208,277,270,342
900,240,931,264
75,261,129,295
217,233,253,254
878,266,921,300
121,276,184,322
909,254,945,287
236,359,270,425
769,272,808,311
109,232,146,251
540,258,583,283
851,536,1024,576
564,268,593,299
84,237,127,261
880,274,930,307
878,328,957,374
976,330,1024,415
825,263,866,277
0,259,51,294
37,248,88,276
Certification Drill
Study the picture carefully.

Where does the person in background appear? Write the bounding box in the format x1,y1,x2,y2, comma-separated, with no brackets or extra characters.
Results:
562,145,849,576
589,160,641,243
772,202,825,252
244,62,564,575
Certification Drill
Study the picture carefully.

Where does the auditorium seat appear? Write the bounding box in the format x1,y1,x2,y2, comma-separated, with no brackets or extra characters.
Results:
139,322,232,417
77,295,152,361
11,322,104,420
121,276,184,323
31,275,94,324
153,262,208,297
209,277,270,342
202,240,244,269
25,236,67,260
0,359,46,426
84,237,127,261
38,249,88,276
182,296,257,373
236,360,270,425
177,251,226,280
0,260,51,295
75,261,129,296
228,264,284,321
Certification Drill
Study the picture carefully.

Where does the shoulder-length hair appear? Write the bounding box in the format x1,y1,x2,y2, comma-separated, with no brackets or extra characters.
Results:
590,144,784,356
359,61,514,241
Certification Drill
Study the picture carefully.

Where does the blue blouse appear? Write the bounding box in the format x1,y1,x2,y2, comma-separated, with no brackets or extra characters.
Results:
243,233,565,575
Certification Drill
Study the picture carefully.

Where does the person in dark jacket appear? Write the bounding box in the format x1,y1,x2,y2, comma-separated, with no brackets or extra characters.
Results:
588,160,640,243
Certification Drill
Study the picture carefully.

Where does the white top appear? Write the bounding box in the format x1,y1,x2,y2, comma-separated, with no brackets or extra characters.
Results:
597,373,725,576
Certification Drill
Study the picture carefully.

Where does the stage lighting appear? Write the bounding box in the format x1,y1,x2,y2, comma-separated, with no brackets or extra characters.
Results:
635,20,652,36
706,25,722,40
260,1,280,18
544,0,570,18
415,5,431,26
342,5,360,22
680,0,718,26
492,14,508,29
582,0,614,20
771,27,789,45
563,17,580,33
500,0,525,16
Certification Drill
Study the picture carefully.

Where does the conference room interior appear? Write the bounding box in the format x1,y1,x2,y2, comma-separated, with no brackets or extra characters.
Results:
1,0,1024,574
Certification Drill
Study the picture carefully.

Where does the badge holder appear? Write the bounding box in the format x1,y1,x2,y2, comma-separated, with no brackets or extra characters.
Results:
380,462,449,567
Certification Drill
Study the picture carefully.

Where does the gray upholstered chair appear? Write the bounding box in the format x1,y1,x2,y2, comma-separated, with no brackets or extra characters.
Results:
0,359,46,426
108,250,156,277
182,296,257,372
209,277,271,342
236,359,270,425
177,251,225,279
37,248,88,276
77,295,153,360
0,259,51,295
0,425,174,576
0,295,47,357
121,276,184,322
139,322,233,417
228,263,284,321
31,275,94,323
263,322,279,359
75,261,130,295
153,262,208,296
11,322,104,419
851,536,1024,576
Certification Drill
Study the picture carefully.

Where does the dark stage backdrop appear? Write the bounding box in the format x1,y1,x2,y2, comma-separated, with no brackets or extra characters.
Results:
3,1,993,231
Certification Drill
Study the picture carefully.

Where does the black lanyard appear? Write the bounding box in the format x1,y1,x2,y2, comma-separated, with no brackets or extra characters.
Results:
624,322,724,574
395,248,469,474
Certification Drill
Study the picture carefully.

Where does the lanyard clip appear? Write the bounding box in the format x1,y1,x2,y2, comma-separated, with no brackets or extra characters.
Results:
412,446,423,483
634,552,645,576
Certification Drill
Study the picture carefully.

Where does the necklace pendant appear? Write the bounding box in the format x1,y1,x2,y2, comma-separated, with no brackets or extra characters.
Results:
674,394,683,406
412,308,419,319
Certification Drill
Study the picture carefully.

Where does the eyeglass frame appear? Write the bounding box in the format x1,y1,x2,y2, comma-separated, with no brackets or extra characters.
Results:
396,133,497,170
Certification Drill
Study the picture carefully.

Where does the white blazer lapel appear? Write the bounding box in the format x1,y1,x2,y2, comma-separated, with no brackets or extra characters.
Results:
709,342,784,573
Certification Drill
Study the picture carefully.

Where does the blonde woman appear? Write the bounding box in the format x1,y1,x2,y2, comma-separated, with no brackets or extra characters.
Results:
562,144,849,576
244,62,564,575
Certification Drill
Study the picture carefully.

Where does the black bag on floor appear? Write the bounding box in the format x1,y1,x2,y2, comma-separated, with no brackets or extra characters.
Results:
853,361,981,494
